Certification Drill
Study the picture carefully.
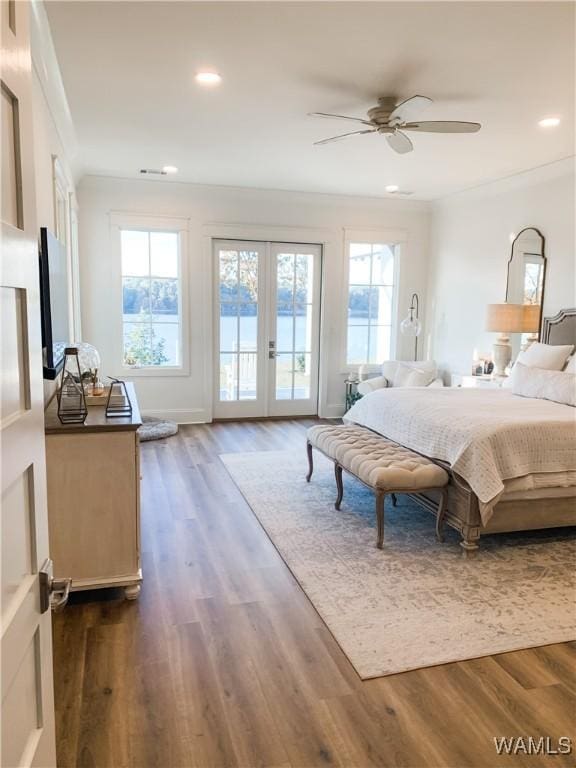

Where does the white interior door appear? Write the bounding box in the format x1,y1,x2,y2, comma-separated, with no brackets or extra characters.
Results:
1,2,57,766
213,240,321,419
267,243,321,417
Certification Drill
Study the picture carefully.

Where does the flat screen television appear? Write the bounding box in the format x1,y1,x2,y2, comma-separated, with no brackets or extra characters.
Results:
39,227,69,380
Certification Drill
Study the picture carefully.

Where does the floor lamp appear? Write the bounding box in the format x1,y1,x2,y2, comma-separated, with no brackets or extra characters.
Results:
400,293,422,361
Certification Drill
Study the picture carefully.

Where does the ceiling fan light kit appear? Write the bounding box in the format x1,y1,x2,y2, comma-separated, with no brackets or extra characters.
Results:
309,95,481,154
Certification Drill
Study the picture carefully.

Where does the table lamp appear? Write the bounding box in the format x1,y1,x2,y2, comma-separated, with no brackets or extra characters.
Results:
485,303,525,376
521,304,541,349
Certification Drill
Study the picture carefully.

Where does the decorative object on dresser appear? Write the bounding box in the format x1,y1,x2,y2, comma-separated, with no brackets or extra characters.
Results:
45,382,143,600
400,292,421,360
105,376,133,418
57,347,88,424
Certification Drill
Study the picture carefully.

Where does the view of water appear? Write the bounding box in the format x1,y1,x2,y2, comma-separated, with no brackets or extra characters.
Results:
123,315,390,370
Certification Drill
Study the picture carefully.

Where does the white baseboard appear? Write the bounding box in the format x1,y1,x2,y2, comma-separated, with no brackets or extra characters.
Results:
320,403,346,419
141,408,210,424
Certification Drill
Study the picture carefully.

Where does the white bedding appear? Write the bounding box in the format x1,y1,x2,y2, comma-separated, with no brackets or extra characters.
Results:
344,387,576,524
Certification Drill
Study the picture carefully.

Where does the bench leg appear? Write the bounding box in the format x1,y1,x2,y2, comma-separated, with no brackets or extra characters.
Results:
376,492,385,549
435,488,448,542
334,463,344,510
306,440,313,482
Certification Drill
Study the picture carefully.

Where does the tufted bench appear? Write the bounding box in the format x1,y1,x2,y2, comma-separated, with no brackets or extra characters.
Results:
306,424,449,548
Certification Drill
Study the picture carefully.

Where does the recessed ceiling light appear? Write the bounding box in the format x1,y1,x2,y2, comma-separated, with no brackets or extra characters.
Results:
538,117,560,128
385,184,399,193
195,72,222,86
162,165,178,174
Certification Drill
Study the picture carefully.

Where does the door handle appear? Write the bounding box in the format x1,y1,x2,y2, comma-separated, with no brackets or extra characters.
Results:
39,558,72,613
268,350,276,359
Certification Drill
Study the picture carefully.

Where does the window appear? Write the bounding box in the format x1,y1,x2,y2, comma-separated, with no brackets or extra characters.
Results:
346,242,396,365
121,229,182,367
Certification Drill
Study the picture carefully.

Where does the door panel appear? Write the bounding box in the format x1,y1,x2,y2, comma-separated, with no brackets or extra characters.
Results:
268,244,321,416
214,240,321,419
1,1,57,766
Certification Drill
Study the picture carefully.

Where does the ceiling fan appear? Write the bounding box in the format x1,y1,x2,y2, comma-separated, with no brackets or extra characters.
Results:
309,95,481,154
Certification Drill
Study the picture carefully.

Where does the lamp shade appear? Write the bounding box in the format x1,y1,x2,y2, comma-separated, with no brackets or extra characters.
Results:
485,303,526,333
522,304,540,333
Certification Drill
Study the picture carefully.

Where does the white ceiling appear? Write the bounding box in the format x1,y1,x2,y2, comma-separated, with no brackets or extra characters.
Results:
45,1,575,200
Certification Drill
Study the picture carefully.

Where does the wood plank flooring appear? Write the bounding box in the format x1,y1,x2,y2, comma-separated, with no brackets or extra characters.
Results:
52,420,576,768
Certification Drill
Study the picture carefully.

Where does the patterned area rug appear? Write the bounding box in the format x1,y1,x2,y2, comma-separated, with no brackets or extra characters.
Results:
220,449,576,679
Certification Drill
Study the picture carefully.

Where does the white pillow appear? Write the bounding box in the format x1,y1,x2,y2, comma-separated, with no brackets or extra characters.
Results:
393,362,435,388
516,342,574,371
511,362,576,407
564,355,576,374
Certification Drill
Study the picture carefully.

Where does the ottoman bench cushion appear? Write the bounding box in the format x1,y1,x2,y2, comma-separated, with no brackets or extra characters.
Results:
307,424,448,491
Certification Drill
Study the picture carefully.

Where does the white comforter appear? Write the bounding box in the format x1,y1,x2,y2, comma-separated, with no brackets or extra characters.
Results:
344,387,576,524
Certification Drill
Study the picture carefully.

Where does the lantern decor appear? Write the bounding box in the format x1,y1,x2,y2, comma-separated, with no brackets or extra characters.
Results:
105,377,132,418
57,347,88,424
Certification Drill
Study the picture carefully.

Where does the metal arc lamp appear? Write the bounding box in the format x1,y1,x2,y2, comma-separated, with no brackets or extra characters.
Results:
400,293,422,361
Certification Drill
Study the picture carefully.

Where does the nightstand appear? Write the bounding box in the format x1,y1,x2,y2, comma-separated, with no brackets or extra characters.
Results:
451,374,504,389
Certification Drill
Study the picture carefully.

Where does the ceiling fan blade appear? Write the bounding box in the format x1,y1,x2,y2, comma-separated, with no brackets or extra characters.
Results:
308,112,373,126
402,121,481,133
314,129,376,146
388,95,432,125
386,130,413,154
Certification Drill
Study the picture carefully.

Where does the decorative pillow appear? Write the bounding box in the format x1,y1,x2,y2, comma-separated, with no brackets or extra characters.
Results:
515,342,574,371
393,362,435,388
511,362,576,407
564,355,576,374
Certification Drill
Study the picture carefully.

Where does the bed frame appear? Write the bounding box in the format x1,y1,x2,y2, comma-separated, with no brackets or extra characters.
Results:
409,307,576,557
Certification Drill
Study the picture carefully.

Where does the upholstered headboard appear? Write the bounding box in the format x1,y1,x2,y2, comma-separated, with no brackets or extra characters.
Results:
542,308,576,346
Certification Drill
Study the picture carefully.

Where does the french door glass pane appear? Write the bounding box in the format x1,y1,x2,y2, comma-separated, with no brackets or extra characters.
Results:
239,305,257,351
219,249,259,401
275,353,293,399
238,353,257,400
294,353,311,399
219,353,237,400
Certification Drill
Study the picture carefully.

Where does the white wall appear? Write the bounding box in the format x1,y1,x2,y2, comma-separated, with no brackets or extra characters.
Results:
78,175,431,421
426,158,575,379
31,0,79,402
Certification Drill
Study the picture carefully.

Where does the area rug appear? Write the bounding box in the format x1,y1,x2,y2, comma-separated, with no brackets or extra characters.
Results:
220,449,575,679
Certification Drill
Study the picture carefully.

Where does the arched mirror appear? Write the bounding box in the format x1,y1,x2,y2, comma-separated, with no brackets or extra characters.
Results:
506,227,546,354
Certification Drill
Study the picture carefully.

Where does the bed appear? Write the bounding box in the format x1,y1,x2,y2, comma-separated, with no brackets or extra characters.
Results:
344,308,576,555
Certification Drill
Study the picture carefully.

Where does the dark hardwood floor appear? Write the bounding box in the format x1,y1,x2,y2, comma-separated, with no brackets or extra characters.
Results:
53,420,575,768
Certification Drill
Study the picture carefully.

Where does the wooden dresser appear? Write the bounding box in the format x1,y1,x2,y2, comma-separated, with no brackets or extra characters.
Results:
44,383,142,599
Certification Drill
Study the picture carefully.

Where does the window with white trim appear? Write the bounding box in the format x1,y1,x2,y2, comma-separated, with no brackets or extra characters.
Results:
346,242,397,364
121,229,182,367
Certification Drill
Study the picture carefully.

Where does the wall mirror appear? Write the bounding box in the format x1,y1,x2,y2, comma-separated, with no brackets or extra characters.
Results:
506,227,546,352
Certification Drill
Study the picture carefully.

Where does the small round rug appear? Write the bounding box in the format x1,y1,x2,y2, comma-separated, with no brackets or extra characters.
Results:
138,416,178,442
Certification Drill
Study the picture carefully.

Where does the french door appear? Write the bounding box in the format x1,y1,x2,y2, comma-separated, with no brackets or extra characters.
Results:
214,240,322,418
